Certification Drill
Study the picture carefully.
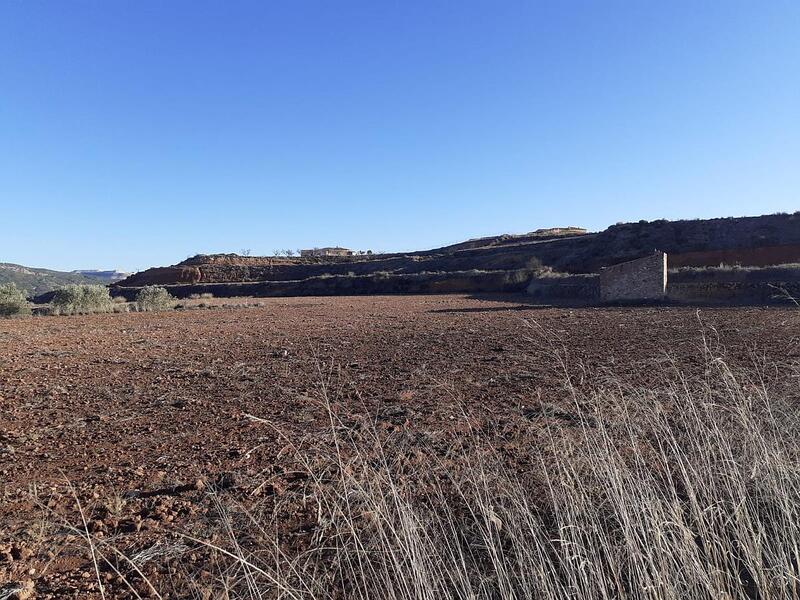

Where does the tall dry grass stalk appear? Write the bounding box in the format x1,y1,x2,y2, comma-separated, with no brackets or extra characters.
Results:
191,343,800,600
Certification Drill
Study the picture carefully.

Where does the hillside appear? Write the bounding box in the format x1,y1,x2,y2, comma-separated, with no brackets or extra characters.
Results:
113,213,800,297
0,263,103,297
73,269,131,284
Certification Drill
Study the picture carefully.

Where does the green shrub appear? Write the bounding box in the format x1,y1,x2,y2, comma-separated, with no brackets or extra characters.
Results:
51,284,112,314
135,286,175,311
0,283,30,317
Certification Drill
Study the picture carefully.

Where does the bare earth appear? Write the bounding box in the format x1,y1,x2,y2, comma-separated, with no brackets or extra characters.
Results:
1,294,798,597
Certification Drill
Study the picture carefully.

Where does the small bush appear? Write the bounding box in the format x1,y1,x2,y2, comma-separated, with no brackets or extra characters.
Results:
502,258,547,286
189,292,214,300
525,256,544,273
51,284,112,314
504,269,533,285
135,286,175,311
0,283,30,317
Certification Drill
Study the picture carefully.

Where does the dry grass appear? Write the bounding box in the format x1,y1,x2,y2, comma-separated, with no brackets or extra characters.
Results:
76,335,800,599
175,342,800,599
769,284,800,307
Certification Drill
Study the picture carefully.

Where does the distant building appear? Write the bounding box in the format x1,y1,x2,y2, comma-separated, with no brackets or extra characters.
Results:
599,251,668,303
300,247,353,257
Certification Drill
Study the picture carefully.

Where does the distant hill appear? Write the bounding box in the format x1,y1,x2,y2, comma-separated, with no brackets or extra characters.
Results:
73,269,131,284
116,212,800,292
0,263,99,297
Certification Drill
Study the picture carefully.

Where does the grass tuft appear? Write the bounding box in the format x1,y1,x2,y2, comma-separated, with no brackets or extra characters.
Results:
182,348,800,599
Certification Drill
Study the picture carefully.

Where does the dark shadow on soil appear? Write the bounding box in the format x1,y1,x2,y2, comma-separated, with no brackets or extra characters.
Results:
429,305,545,314
428,293,566,314
442,292,799,311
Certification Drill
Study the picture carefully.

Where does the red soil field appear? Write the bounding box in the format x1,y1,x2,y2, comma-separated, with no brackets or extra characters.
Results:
1,295,798,597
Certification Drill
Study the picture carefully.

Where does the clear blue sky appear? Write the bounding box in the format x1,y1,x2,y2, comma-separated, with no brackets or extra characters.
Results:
1,1,798,272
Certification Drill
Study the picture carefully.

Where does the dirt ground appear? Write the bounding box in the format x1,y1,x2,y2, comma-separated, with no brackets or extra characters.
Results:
1,294,799,597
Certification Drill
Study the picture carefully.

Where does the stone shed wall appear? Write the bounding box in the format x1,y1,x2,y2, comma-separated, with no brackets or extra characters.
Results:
600,251,668,302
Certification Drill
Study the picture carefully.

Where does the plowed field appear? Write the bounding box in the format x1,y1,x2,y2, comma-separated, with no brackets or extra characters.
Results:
1,295,798,597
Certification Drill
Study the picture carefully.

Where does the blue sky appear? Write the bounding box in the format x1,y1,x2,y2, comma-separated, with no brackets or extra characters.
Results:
1,1,798,271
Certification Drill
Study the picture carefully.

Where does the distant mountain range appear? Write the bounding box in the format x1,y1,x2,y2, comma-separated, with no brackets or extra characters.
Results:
0,264,130,297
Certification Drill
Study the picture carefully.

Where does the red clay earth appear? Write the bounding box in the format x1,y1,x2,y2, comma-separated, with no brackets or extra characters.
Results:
1,294,799,597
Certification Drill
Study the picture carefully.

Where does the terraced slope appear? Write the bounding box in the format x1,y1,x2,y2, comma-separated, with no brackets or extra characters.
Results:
116,213,800,292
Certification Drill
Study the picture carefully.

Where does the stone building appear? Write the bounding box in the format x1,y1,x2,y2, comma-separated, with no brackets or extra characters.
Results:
599,251,668,302
300,247,353,257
